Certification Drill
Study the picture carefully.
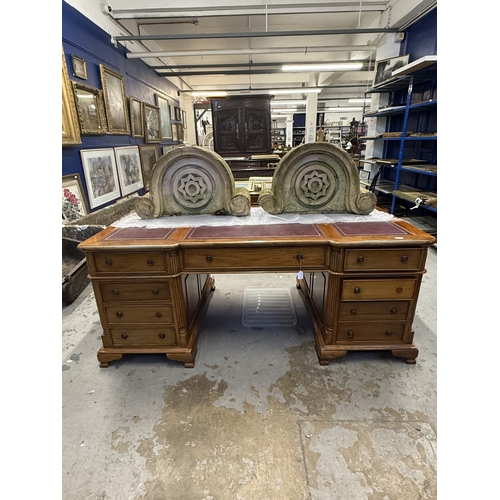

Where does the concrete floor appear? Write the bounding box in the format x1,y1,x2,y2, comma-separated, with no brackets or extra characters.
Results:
62,247,437,500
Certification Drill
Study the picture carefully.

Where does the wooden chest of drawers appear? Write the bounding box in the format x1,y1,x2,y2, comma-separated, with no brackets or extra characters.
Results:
79,219,434,367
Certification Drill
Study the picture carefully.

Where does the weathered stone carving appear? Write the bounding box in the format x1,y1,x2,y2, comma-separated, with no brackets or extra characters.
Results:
258,142,376,215
135,146,251,218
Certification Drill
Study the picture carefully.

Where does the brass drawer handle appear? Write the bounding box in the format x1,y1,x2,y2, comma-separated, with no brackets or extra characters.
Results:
354,287,361,294
147,259,155,266
296,253,303,261
152,288,159,294
386,330,393,336
206,255,213,262
347,330,354,339
401,256,408,263
390,308,397,314
121,333,128,339
159,333,165,339
105,259,113,266
350,309,357,315
112,289,119,295
116,311,123,318
357,256,364,263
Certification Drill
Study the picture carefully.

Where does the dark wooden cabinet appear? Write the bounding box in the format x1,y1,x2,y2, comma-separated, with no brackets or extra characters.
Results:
211,95,273,156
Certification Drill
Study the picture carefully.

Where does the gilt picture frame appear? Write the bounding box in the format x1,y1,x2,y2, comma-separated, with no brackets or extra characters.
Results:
114,146,145,196
143,103,161,143
129,96,144,138
62,47,81,147
80,148,121,208
99,64,130,135
71,54,87,80
72,82,107,135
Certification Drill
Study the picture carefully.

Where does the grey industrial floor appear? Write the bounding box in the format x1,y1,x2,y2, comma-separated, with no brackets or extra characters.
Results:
62,247,437,500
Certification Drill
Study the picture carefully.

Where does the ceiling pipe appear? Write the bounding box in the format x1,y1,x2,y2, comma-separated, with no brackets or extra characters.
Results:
115,27,397,42
149,60,375,70
126,45,377,59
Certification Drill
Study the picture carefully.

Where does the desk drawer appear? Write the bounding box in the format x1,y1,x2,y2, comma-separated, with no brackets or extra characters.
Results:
344,248,423,271
337,322,405,343
338,301,410,321
183,246,326,271
341,279,417,301
105,305,174,324
100,282,171,302
110,326,177,346
93,252,165,274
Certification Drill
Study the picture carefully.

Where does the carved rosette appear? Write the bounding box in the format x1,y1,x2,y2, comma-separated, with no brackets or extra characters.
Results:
134,146,250,218
258,142,376,215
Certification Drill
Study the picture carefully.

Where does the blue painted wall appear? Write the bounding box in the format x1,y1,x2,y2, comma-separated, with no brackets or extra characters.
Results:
401,9,437,61
62,1,181,211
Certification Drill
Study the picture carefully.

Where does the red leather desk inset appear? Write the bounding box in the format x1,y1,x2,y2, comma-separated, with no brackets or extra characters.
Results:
79,219,435,368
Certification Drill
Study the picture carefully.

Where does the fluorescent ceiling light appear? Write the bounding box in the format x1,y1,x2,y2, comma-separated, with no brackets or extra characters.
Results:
269,88,322,95
348,98,371,103
271,100,306,106
273,108,297,113
327,107,363,112
282,63,363,72
191,91,228,97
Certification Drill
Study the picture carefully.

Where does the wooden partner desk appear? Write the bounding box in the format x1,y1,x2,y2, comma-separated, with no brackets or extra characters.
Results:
79,219,435,368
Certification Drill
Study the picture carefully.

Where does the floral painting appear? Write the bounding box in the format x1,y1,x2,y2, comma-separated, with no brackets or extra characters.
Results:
62,174,88,223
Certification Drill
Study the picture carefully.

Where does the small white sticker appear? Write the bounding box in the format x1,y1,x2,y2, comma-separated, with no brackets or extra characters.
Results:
297,271,304,279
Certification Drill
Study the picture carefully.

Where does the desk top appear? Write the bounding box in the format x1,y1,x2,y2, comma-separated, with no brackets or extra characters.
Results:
79,219,435,252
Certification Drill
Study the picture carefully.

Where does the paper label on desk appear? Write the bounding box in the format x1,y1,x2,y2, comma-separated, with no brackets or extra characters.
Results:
297,271,304,279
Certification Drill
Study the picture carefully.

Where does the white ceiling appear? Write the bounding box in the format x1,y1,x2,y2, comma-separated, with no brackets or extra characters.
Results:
67,0,437,107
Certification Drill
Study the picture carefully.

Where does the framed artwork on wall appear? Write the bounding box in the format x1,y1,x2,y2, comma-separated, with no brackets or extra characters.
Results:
162,145,175,156
114,146,145,196
182,109,187,129
170,102,176,121
172,123,178,141
143,103,161,143
155,94,172,140
373,54,410,86
62,47,81,147
139,145,158,191
129,96,144,138
71,54,87,79
62,174,88,223
99,64,130,134
176,123,184,142
72,82,107,135
80,148,121,208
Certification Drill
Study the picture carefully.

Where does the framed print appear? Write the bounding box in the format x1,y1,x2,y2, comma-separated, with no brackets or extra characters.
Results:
373,54,410,86
170,102,176,121
175,106,181,121
72,82,107,135
182,109,187,129
176,123,184,142
71,54,87,79
114,146,144,196
162,145,174,156
143,103,161,143
129,96,144,138
155,94,173,140
235,180,254,191
62,47,81,146
99,64,130,134
80,148,121,209
139,145,158,191
62,174,88,223
172,123,178,141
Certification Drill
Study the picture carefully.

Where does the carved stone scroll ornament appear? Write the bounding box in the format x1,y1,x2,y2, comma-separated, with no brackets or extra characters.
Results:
258,142,376,215
135,146,251,218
